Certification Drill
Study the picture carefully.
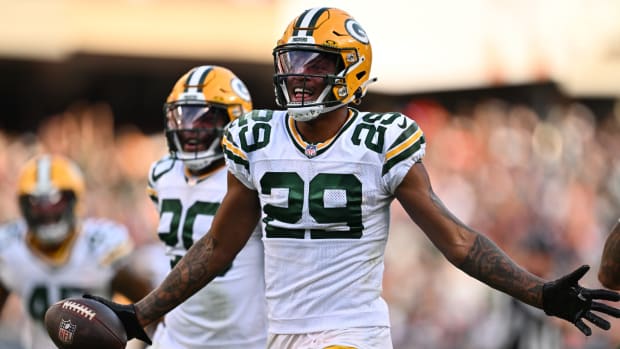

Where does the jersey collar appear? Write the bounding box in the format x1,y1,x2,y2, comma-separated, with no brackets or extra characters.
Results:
183,162,225,186
285,108,358,158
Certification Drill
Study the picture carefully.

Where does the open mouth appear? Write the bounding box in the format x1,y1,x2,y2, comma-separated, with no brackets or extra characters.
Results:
181,138,206,152
292,87,314,103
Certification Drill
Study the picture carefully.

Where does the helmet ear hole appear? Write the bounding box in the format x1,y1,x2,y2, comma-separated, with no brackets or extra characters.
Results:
353,88,364,101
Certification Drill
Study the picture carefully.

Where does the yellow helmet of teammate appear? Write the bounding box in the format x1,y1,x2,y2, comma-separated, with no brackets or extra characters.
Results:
164,65,253,171
18,154,84,249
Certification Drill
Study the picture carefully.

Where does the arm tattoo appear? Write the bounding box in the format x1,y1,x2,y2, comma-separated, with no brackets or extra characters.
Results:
136,234,218,325
458,229,545,308
424,191,545,307
407,172,546,308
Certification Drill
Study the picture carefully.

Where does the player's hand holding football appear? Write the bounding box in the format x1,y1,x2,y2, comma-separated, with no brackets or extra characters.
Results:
83,294,152,345
542,265,620,336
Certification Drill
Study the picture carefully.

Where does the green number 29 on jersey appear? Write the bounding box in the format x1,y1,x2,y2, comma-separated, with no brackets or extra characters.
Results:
261,172,363,239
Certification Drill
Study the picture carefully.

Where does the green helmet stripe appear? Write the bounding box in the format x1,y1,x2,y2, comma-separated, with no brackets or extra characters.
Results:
184,66,213,93
292,7,329,37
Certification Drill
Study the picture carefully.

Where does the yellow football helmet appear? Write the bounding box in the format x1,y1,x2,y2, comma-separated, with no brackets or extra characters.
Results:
17,154,85,249
164,65,253,171
273,7,374,121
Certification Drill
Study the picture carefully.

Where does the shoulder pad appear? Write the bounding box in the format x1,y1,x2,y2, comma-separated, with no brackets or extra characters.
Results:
148,156,176,187
228,109,277,132
82,218,134,267
224,109,280,169
353,111,425,174
357,111,409,126
0,220,25,252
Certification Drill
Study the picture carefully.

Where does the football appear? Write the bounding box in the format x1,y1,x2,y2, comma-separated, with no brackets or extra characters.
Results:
44,297,127,349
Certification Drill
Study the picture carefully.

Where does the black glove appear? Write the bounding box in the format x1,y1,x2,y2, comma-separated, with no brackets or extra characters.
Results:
83,294,152,345
543,265,620,336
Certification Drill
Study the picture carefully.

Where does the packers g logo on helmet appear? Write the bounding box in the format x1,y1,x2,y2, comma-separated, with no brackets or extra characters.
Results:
345,19,369,44
164,65,253,172
273,7,376,121
230,77,252,111
17,154,84,249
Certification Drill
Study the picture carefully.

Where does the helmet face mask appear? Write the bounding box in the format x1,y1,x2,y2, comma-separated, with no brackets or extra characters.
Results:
165,103,231,171
19,190,77,247
273,7,373,121
17,155,84,250
164,65,252,171
274,49,346,120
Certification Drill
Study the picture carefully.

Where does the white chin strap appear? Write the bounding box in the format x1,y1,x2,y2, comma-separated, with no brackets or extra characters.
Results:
35,221,70,246
178,137,224,171
288,103,342,122
183,154,223,171
284,78,344,122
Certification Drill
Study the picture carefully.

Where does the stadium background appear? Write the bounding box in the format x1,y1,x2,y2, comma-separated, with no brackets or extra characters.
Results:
1,0,619,348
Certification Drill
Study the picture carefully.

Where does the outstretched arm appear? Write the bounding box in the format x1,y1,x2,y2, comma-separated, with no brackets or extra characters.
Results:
395,162,545,306
599,220,620,289
134,172,261,325
395,162,620,335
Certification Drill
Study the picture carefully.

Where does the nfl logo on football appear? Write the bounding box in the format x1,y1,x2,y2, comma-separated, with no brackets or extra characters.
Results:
305,144,317,158
58,319,76,344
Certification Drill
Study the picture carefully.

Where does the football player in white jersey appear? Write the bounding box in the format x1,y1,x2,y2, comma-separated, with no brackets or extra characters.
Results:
87,7,620,349
0,154,152,349
143,65,267,349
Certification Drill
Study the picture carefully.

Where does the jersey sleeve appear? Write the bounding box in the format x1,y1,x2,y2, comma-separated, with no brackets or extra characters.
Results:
83,219,135,270
222,112,256,190
0,221,24,284
381,113,426,194
0,221,22,254
146,156,175,204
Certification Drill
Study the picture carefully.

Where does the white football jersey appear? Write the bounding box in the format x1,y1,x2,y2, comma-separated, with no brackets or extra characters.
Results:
146,158,266,349
223,108,426,334
0,218,133,349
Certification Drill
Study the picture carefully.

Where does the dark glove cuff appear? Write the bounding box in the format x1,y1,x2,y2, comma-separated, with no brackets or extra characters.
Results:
542,282,556,317
83,295,152,345
125,304,152,345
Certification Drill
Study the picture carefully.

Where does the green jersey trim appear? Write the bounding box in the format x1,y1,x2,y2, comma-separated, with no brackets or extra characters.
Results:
382,123,425,175
222,130,250,171
285,109,358,158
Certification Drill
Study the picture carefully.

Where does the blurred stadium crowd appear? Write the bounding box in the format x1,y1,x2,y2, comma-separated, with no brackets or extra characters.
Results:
1,96,619,349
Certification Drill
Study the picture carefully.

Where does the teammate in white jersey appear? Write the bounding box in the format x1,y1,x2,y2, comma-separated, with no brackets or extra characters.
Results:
87,7,620,349
0,154,152,349
143,65,266,349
